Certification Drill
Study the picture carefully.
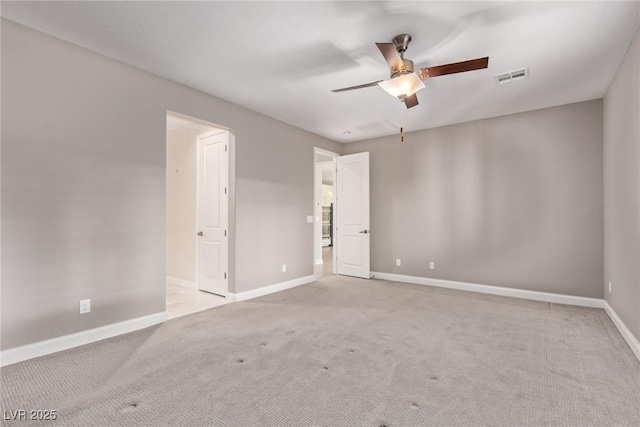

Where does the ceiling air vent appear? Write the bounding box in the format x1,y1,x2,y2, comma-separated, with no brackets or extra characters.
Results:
495,68,529,85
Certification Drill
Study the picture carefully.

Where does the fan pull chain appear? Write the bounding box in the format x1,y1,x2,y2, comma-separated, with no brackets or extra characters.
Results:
400,101,405,143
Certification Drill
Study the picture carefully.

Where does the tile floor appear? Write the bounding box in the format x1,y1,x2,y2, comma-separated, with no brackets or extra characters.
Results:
168,246,332,319
165,283,228,320
314,246,334,279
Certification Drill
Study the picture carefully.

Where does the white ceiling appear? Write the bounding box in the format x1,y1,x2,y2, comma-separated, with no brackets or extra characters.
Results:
166,114,194,132
166,113,221,136
3,1,639,143
322,163,334,186
316,161,335,185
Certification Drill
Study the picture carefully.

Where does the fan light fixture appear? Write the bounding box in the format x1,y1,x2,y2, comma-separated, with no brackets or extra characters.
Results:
378,73,425,100
332,33,489,111
332,34,489,141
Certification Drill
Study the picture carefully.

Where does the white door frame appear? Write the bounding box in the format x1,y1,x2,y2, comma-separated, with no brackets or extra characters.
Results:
314,147,340,276
196,129,230,295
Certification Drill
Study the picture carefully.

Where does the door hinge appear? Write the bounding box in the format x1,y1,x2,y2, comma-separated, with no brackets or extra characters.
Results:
225,187,227,194
225,145,227,152
224,230,227,237
224,272,227,279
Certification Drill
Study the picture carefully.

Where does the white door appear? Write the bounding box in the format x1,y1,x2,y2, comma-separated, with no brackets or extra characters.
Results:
197,130,228,296
336,152,370,279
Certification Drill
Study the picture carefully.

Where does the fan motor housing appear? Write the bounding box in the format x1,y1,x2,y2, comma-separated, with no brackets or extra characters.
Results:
391,59,415,78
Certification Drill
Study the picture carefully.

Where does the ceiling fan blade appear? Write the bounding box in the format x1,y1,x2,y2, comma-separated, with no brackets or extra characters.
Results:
331,80,383,93
420,57,489,79
404,94,419,109
376,42,404,70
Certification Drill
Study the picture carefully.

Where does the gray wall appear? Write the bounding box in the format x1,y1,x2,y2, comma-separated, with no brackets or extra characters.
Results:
344,100,604,299
604,28,640,341
1,20,341,350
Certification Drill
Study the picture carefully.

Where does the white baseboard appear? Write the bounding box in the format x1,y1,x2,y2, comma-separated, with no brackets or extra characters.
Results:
228,275,315,302
166,275,197,290
372,272,604,309
0,312,167,367
315,259,324,265
604,301,640,362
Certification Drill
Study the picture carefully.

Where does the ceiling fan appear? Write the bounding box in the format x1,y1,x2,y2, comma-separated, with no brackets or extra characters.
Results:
332,34,489,109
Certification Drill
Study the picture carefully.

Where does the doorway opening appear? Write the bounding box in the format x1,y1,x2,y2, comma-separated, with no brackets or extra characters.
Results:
166,112,230,319
314,147,339,279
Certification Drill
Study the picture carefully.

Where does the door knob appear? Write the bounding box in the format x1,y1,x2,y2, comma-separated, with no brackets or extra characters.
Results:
359,230,369,234
197,231,203,236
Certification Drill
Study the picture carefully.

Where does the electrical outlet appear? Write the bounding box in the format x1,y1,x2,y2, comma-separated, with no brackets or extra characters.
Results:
79,299,91,314
282,264,287,273
429,262,435,270
396,259,401,267
306,215,314,223
608,281,612,294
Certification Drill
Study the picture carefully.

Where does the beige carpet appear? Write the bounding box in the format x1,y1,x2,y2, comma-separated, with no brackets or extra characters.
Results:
1,275,639,426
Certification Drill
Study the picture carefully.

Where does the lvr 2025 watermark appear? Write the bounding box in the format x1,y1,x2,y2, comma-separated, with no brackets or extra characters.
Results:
3,409,57,421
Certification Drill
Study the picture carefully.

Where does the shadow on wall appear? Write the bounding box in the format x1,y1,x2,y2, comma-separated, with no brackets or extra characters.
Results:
384,123,544,267
355,100,603,297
